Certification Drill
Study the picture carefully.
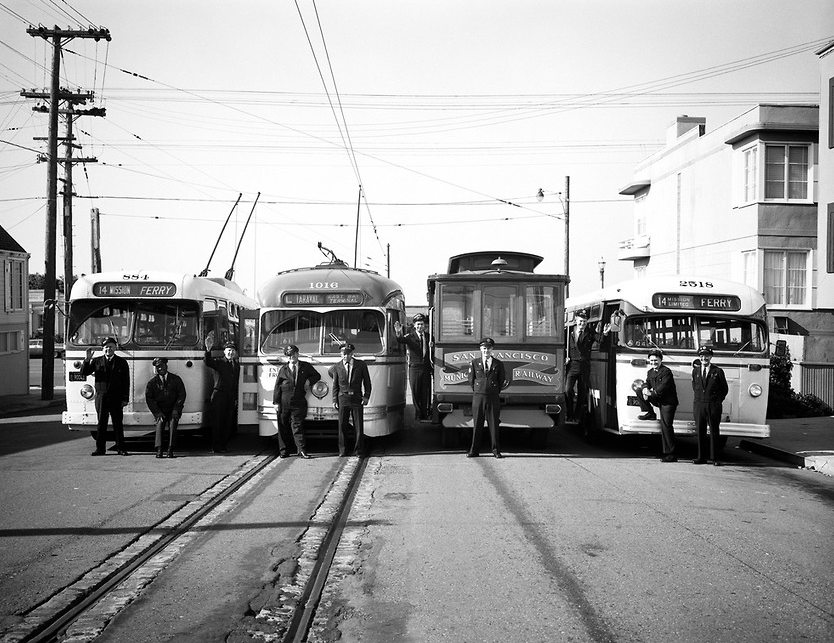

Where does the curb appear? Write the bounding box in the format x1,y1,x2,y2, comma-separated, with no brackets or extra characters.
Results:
738,439,806,467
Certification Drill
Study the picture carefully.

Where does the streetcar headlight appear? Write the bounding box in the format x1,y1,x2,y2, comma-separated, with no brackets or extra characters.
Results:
748,383,763,398
311,380,329,400
80,384,95,400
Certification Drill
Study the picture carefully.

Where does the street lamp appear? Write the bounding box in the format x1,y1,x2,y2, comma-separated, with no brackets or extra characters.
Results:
536,175,570,296
598,256,606,288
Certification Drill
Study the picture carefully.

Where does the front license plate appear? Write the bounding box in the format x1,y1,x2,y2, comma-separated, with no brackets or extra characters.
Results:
626,395,641,407
69,372,86,382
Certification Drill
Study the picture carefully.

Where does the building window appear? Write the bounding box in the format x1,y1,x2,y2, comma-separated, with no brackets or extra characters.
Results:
828,204,834,274
763,250,809,306
765,144,809,200
0,330,24,354
4,260,25,312
741,250,757,288
743,146,757,202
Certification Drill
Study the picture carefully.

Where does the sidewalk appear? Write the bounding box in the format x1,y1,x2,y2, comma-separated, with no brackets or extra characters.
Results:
740,415,834,477
0,389,66,418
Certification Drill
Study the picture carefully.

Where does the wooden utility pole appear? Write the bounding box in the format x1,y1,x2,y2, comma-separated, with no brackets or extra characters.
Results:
23,25,110,400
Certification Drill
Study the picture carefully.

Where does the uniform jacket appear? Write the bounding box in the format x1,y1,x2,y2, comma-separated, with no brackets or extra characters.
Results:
467,357,507,396
645,364,679,407
80,354,131,404
145,372,187,419
204,351,240,394
691,363,729,403
273,361,321,406
566,327,603,362
396,330,433,369
329,358,372,405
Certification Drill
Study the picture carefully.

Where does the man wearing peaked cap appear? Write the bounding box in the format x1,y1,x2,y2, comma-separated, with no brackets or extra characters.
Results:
145,356,187,458
329,343,372,456
204,331,240,453
466,337,507,458
273,345,321,459
564,310,610,423
394,312,433,422
691,345,729,466
81,336,131,456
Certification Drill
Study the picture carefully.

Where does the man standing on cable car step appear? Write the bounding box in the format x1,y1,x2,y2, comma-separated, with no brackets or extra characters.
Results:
394,313,433,422
273,344,321,459
204,332,240,454
329,343,372,457
82,336,131,457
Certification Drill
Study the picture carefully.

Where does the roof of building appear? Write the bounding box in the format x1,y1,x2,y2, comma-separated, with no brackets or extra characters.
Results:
0,224,27,254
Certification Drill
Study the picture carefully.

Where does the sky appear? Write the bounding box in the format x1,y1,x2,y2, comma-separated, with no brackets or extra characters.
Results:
2,0,832,307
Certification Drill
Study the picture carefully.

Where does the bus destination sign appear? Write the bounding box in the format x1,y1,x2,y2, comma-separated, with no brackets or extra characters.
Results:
93,282,177,298
652,292,741,311
282,291,364,306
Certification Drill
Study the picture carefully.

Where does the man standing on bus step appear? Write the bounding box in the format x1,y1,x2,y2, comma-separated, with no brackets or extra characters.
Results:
330,343,372,457
274,344,321,459
636,349,678,462
204,333,240,453
394,313,433,422
467,337,508,458
564,310,610,424
82,337,131,456
692,346,729,466
145,357,187,459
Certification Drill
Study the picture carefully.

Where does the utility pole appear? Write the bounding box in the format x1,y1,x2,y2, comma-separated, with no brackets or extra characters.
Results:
23,25,110,400
91,208,102,273
564,175,570,298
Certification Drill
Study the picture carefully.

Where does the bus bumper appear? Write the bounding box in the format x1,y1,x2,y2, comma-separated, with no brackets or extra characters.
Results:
620,419,770,439
440,408,555,429
63,411,204,431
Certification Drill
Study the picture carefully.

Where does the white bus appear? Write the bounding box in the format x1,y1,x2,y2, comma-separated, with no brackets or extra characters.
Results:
566,277,770,445
63,271,257,438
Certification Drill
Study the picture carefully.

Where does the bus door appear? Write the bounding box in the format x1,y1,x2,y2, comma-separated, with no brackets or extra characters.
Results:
599,301,621,428
238,308,260,428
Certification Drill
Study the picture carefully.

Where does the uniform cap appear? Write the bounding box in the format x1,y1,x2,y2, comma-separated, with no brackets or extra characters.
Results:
698,345,714,355
479,337,495,348
284,344,299,356
340,343,355,353
152,357,168,366
412,313,427,323
101,337,117,347
223,341,237,350
647,349,663,359
575,310,588,320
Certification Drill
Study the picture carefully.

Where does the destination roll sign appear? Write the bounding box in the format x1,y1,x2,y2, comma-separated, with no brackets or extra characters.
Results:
652,292,741,311
282,291,364,306
93,282,177,298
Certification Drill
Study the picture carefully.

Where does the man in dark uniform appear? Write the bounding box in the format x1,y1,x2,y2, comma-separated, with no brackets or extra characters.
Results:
145,357,187,459
204,333,240,453
394,313,433,421
81,336,131,456
329,343,372,457
273,344,321,459
692,345,729,466
564,310,610,423
636,349,679,462
467,337,508,459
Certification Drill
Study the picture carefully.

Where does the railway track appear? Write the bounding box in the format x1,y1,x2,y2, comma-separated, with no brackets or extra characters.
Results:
1,452,371,643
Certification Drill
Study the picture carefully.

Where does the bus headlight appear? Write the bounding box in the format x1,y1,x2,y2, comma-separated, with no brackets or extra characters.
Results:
80,384,95,400
311,380,329,400
748,383,763,398
631,379,645,393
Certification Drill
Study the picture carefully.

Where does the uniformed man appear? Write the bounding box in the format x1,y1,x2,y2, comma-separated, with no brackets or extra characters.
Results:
204,333,239,453
692,346,729,466
81,337,131,456
145,357,187,459
467,337,508,458
273,344,321,459
394,313,433,421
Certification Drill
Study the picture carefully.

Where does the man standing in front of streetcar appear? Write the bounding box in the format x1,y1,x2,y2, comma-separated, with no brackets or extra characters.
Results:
394,313,433,422
273,344,321,459
564,310,610,423
82,336,131,456
692,346,729,466
467,337,507,459
636,349,678,462
204,332,240,454
330,343,372,457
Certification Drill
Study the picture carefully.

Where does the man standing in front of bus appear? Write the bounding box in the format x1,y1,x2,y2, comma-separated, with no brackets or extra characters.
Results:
636,349,679,462
145,357,186,459
204,333,240,453
394,313,433,422
467,337,507,458
82,337,131,456
564,311,610,424
274,344,321,459
692,345,729,466
330,343,372,457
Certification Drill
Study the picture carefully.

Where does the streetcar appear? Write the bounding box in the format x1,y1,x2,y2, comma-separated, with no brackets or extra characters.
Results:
240,250,407,438
427,251,569,446
62,271,257,436
565,276,770,443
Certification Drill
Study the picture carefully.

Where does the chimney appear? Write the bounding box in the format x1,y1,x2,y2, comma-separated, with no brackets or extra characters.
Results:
667,115,706,145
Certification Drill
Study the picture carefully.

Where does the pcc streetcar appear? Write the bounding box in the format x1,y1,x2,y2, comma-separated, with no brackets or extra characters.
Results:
239,251,407,438
565,276,770,443
427,251,569,446
62,271,257,436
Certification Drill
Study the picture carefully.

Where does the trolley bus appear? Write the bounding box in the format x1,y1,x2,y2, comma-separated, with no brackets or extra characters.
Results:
565,276,770,443
427,251,569,446
63,271,257,437
240,254,407,439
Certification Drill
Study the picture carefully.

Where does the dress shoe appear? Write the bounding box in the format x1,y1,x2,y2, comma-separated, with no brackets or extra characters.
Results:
493,450,504,459
118,450,129,456
156,449,163,459
661,455,678,463
91,450,105,456
638,413,657,421
713,460,721,467
167,451,175,459
693,458,707,465
466,452,479,458
299,451,313,459
279,451,290,459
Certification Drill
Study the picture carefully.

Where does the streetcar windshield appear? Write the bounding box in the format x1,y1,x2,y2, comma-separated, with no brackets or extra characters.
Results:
68,300,200,347
624,314,766,353
260,309,385,355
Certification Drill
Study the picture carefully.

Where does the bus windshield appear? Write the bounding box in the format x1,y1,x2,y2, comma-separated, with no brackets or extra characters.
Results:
260,309,384,355
624,314,766,353
68,300,200,347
